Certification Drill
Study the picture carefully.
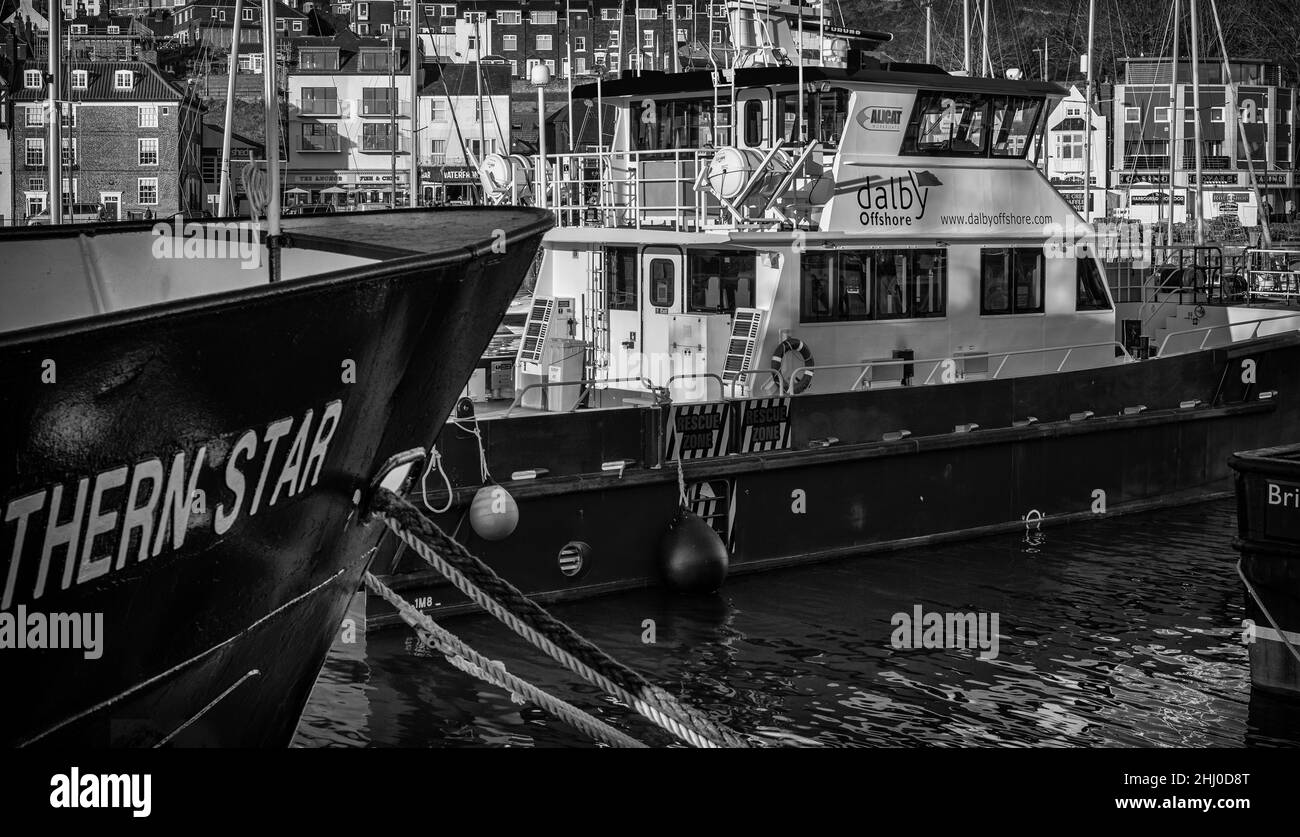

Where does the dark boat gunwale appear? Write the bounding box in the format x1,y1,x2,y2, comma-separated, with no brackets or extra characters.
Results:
0,207,553,349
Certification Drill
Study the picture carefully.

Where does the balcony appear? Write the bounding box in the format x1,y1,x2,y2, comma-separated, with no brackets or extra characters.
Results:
1183,155,1231,169
360,134,410,153
298,101,341,117
1123,155,1170,170
298,139,342,153
358,98,411,118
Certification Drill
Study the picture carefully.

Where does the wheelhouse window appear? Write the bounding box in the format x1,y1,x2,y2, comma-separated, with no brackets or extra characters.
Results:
743,99,763,146
989,96,1043,158
632,97,719,150
687,250,756,314
775,88,850,145
801,249,947,323
606,246,637,310
904,92,990,156
649,258,676,308
1076,257,1112,311
981,247,1044,315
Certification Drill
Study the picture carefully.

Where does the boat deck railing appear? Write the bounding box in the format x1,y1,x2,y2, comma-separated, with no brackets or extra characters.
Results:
1157,312,1300,357
1244,247,1300,304
536,149,727,232
789,341,1135,396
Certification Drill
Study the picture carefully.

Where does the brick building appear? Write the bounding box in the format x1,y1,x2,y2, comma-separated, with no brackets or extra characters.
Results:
11,60,205,220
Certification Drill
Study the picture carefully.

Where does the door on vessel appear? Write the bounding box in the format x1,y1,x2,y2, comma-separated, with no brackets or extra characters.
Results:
605,245,640,383
640,245,683,386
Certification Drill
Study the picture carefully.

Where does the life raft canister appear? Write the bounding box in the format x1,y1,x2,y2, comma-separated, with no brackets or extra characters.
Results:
771,336,815,394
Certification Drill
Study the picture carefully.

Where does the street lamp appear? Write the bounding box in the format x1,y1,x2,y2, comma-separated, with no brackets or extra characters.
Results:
531,62,551,209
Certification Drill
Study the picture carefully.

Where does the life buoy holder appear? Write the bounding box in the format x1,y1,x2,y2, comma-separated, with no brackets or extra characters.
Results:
772,337,815,394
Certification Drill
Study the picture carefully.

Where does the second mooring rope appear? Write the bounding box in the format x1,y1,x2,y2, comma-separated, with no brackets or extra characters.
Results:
372,489,749,748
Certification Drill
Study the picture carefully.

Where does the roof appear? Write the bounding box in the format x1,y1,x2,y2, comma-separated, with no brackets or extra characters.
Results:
1051,116,1095,131
418,63,512,96
13,61,195,103
572,65,1068,100
201,121,265,153
291,35,410,74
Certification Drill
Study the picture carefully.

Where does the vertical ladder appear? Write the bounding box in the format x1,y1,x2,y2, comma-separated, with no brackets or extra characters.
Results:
585,248,610,380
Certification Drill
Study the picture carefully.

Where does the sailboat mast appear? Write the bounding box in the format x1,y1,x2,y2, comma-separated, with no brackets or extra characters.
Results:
1082,0,1096,222
981,0,990,76
218,0,245,216
409,0,419,206
263,0,282,280
1189,0,1204,244
389,23,397,209
963,0,971,74
48,1,62,224
1166,0,1180,247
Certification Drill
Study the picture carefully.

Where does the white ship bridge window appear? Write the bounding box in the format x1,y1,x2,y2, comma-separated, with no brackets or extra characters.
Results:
633,96,719,149
606,246,639,310
1077,258,1112,311
904,92,1042,159
687,249,757,314
800,249,947,324
774,88,850,145
980,248,1044,315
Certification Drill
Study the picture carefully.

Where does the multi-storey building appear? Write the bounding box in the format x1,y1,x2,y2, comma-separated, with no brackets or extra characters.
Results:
11,60,205,220
1043,84,1110,217
0,73,13,225
1112,56,1298,226
199,119,265,213
284,35,416,204
417,61,509,202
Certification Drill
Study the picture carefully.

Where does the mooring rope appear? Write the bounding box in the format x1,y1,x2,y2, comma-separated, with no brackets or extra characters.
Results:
364,572,646,748
1236,559,1300,668
371,489,750,748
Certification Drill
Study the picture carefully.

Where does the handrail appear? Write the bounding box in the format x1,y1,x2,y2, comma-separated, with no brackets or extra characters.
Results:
786,341,1134,395
723,368,786,398
503,376,656,418
1156,313,1300,357
666,372,726,401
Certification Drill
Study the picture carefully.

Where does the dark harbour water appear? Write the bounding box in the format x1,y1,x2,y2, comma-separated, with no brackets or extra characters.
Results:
293,498,1300,748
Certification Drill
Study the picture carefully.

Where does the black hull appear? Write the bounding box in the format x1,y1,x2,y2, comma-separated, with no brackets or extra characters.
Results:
370,334,1300,626
0,208,552,746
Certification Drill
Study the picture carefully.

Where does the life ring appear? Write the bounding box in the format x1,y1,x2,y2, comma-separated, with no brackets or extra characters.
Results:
771,336,815,394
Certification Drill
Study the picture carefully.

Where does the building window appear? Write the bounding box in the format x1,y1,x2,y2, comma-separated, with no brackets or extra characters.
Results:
24,69,42,89
429,138,447,161
637,8,657,19
138,177,159,205
292,20,303,31
362,87,397,115
642,30,654,49
575,36,586,51
1154,106,1170,123
800,249,947,323
299,49,340,70
242,7,253,20
431,99,448,121
609,30,619,46
25,106,44,127
114,70,133,90
980,247,1044,315
530,10,557,24
62,138,77,166
139,137,159,165
440,4,455,16
576,57,587,73
711,29,722,45
1124,106,1140,122
28,176,45,192
26,138,44,167
299,123,340,152
379,23,391,34
1055,131,1084,160
362,123,398,151
107,25,119,33
359,50,392,71
300,87,338,114
1210,107,1225,122
356,2,368,19
537,34,552,51
601,8,618,20
498,10,520,24
357,23,368,33
544,59,556,74
27,195,47,217
503,34,517,50
509,59,518,75
139,105,158,128
70,24,87,34
677,5,691,19
676,28,687,43
711,3,725,16
61,107,77,129
71,69,88,89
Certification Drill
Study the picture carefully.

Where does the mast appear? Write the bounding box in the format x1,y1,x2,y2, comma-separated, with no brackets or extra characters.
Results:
1166,0,1180,247
567,0,575,149
924,2,932,65
389,22,397,209
797,1,804,140
409,0,419,206
1189,0,1204,244
48,0,62,224
218,0,245,216
963,0,970,74
1082,0,1095,222
981,0,990,76
1207,0,1271,246
263,0,282,281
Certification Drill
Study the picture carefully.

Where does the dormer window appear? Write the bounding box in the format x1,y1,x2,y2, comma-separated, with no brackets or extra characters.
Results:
70,24,87,34
24,69,42,89
243,8,254,20
107,25,120,34
71,70,89,89
114,70,134,90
